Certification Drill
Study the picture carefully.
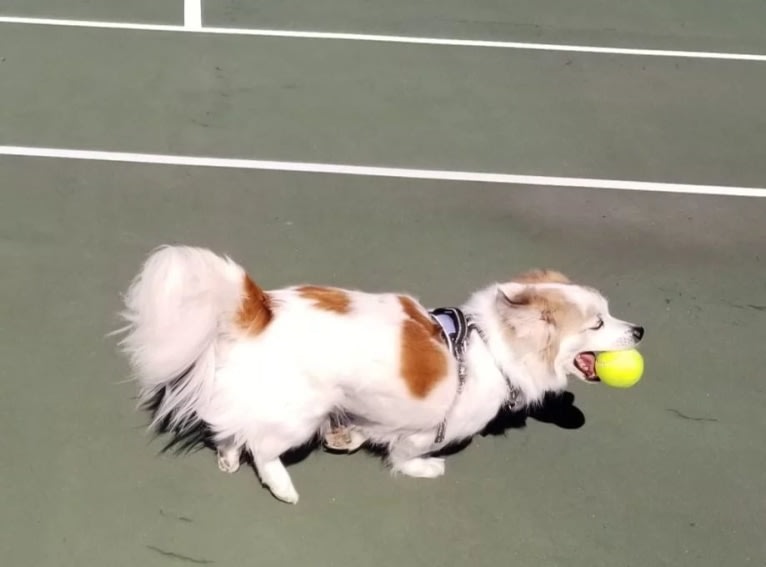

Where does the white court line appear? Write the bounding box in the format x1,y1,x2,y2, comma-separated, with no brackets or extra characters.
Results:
1,15,766,61
183,0,202,29
1,145,764,197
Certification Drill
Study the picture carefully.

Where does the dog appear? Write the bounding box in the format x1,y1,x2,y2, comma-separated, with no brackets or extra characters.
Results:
116,245,644,504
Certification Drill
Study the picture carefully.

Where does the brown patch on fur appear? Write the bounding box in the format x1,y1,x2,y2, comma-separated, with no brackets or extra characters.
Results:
298,285,351,314
398,295,437,331
236,274,273,334
397,296,448,398
513,269,571,285
501,287,586,366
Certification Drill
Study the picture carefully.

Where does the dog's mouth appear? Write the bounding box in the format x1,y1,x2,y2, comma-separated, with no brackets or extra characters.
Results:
574,352,599,382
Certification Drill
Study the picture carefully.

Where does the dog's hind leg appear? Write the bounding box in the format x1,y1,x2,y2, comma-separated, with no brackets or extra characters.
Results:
247,420,324,504
216,439,243,473
253,457,299,504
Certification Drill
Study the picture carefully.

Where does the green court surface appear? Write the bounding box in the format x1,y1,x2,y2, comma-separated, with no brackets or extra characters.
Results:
0,0,180,23
207,0,766,52
1,2,765,567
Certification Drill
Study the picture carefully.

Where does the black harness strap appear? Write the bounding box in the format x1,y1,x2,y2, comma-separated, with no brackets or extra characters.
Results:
429,307,523,444
429,307,472,364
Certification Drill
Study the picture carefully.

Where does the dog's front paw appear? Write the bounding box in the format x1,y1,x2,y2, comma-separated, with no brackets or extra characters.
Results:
323,428,366,453
393,457,445,479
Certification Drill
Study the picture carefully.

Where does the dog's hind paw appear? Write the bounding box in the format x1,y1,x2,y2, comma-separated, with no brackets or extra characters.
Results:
271,484,300,504
216,447,241,473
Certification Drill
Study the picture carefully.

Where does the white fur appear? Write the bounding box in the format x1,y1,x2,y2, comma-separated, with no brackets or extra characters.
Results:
117,246,643,503
118,246,245,429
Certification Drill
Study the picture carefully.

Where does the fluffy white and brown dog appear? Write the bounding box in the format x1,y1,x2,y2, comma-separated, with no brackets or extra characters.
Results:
116,245,644,504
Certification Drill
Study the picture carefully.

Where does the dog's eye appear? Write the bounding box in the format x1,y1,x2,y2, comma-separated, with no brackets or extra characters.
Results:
590,318,604,330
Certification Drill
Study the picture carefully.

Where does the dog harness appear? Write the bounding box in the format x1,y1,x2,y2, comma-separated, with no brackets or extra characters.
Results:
429,307,523,444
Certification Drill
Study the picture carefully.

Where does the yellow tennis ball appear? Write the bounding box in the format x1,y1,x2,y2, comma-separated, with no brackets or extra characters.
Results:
595,349,644,388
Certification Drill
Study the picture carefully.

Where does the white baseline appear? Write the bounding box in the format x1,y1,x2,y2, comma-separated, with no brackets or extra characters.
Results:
1,145,764,197
0,15,765,61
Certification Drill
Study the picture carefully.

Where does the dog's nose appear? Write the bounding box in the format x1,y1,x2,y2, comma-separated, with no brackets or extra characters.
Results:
632,326,645,341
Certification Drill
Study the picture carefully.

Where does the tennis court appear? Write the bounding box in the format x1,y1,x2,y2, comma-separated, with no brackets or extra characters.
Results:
1,1,765,566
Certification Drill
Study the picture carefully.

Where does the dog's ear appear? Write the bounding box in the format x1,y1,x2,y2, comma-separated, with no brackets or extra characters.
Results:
496,286,556,328
497,287,527,306
496,286,562,367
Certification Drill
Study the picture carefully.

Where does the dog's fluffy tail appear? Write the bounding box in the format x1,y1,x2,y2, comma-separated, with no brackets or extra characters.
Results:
117,245,251,432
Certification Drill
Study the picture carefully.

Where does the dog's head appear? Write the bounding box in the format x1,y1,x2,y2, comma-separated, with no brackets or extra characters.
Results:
495,270,644,384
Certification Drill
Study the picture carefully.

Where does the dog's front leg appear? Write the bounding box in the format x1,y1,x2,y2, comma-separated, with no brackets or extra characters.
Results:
323,425,367,453
387,435,445,479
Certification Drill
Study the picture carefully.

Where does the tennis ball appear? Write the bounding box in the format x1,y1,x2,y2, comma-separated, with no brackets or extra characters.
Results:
595,349,644,388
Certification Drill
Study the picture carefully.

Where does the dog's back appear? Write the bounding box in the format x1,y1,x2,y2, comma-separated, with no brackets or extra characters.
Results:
117,245,458,503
